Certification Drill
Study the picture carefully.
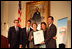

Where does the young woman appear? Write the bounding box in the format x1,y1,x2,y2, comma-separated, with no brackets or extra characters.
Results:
40,22,47,48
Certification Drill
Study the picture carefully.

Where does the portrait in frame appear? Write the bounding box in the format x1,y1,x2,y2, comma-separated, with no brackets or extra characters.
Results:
26,1,50,29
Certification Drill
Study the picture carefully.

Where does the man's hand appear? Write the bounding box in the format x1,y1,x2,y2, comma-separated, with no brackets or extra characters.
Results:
41,41,45,44
19,45,22,48
8,44,10,48
53,36,57,40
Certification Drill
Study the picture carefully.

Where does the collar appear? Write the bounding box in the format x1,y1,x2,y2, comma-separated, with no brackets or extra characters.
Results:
49,23,52,28
15,26,18,28
26,26,30,30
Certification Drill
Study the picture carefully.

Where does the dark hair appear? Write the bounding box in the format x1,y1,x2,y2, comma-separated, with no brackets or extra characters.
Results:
32,22,37,27
27,20,31,23
41,22,47,26
14,19,19,23
41,22,47,29
48,16,54,21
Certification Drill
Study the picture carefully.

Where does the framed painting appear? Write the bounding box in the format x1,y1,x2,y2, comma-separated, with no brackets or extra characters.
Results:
26,1,50,29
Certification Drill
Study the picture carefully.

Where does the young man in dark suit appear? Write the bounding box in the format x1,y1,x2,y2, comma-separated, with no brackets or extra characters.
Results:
19,20,33,48
8,19,22,48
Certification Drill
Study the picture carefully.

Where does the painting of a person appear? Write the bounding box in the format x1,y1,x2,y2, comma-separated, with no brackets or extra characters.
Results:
32,7,41,24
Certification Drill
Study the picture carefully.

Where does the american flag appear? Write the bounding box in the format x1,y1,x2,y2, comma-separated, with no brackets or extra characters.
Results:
18,1,21,27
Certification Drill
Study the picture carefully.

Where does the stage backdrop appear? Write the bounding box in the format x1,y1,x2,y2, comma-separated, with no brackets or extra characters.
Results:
57,17,68,48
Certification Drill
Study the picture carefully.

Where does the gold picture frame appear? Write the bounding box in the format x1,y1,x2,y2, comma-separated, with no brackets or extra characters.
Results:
26,1,50,27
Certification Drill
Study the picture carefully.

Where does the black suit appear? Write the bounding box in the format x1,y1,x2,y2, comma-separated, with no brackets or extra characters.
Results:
45,24,57,48
32,11,41,23
8,26,22,48
20,27,33,48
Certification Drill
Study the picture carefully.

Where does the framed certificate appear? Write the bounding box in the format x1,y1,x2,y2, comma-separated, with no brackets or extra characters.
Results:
33,30,44,45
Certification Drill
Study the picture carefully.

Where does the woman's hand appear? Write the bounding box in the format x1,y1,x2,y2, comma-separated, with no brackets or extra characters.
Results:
41,41,45,44
30,36,33,40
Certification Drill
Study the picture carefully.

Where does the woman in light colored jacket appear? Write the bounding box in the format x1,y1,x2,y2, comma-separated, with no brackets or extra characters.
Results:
29,22,40,48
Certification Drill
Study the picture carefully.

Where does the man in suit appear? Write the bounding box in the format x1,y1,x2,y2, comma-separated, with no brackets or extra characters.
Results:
8,19,22,48
19,20,33,48
32,7,41,24
46,16,57,48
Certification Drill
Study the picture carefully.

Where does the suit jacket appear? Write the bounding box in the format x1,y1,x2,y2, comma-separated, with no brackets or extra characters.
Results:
8,26,22,48
32,11,41,22
45,24,57,48
20,27,33,47
29,30,40,48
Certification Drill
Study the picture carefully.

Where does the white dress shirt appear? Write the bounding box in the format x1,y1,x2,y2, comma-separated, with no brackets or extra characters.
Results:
26,27,30,32
49,23,52,28
15,26,19,31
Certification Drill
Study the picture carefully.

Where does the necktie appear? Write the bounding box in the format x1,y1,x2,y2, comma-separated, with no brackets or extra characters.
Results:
26,28,30,36
16,27,19,32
